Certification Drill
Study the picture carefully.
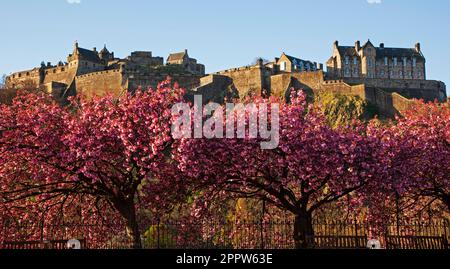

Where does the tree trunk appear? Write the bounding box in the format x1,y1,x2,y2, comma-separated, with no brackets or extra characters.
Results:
442,194,450,213
293,210,314,249
117,201,142,249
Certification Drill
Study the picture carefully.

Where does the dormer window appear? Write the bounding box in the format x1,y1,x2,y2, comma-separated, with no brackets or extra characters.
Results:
280,61,287,71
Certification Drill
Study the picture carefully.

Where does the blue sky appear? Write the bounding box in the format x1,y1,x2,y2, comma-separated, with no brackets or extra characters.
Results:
1,0,449,94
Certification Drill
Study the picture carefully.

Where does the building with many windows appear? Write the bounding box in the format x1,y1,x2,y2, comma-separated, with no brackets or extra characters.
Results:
326,40,426,80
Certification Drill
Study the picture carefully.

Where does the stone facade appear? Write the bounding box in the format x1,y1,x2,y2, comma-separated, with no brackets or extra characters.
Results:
6,42,205,103
167,49,205,76
4,40,447,117
326,40,426,80
197,47,445,117
271,53,322,73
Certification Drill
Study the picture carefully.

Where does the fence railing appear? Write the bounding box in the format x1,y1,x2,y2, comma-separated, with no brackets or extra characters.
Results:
1,219,448,249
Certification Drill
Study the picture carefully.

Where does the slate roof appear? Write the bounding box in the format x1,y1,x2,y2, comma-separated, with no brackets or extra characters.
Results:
77,47,101,63
375,47,424,60
337,46,359,57
283,54,316,68
336,41,425,60
99,45,110,55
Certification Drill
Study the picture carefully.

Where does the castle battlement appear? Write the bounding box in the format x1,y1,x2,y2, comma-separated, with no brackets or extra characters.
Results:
6,42,206,103
76,69,121,78
5,40,447,117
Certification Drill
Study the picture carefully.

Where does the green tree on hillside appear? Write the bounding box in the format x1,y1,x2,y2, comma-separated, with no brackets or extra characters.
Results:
315,91,377,128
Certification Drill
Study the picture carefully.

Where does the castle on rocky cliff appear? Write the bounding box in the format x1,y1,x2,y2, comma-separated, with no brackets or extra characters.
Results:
192,40,446,116
5,42,205,102
5,40,447,116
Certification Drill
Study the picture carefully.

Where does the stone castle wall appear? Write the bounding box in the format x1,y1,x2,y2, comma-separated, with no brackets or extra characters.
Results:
75,69,125,99
43,66,76,86
343,77,446,101
188,74,233,104
127,73,201,92
74,67,202,99
6,69,41,88
216,66,265,98
209,66,444,117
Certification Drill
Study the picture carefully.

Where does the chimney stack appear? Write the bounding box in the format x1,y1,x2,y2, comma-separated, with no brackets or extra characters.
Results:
355,41,361,51
380,43,385,49
93,47,97,52
334,40,339,48
415,42,421,52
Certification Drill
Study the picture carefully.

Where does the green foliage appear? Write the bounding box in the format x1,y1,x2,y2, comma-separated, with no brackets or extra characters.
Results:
143,224,177,248
154,64,187,75
315,91,377,128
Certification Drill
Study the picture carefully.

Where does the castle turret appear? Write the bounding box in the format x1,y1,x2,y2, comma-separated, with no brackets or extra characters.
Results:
73,41,79,54
99,45,113,63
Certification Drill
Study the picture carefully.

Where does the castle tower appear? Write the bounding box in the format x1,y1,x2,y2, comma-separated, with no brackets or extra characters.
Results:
99,45,113,63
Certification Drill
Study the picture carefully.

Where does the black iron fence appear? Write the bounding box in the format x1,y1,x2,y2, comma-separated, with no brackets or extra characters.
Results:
1,219,448,249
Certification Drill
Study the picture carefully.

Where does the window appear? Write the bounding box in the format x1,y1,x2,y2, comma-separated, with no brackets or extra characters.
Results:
345,56,350,65
403,57,407,67
368,59,373,67
380,70,385,77
413,58,417,67
344,68,350,76
384,57,388,66
393,57,398,66
353,68,358,75
353,57,358,65
399,71,403,77
280,61,287,71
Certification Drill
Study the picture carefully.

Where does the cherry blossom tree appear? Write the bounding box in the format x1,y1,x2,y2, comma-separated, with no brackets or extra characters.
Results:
367,100,449,222
176,91,381,249
0,79,186,248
